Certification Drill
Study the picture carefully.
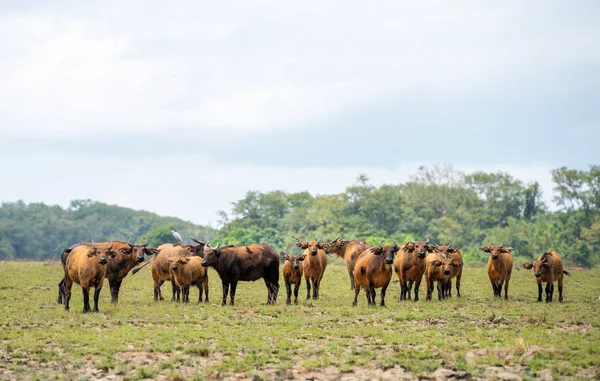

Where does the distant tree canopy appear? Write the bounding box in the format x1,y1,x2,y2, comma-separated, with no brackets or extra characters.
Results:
214,165,599,267
1,165,598,267
0,200,216,260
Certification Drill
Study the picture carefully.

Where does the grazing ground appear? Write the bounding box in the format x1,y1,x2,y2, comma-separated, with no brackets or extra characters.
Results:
0,260,599,381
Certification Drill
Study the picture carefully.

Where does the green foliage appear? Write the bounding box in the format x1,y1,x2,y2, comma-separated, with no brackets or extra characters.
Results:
217,166,600,267
0,200,216,259
1,165,599,267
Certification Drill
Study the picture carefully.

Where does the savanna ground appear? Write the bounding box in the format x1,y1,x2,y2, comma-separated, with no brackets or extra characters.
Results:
0,259,599,381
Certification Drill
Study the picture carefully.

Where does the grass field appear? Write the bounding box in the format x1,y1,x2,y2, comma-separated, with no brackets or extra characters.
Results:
0,259,599,380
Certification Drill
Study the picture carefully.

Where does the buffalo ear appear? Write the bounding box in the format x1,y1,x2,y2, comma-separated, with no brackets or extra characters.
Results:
298,255,306,261
453,261,463,267
296,242,308,249
431,260,442,267
479,246,490,253
117,248,130,255
215,250,221,258
543,263,554,268
146,248,159,256
183,258,190,264
427,245,438,253
521,262,533,270
284,254,290,261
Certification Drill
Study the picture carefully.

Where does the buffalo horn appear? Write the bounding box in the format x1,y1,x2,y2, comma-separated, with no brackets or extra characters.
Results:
213,242,220,250
143,237,148,247
108,240,113,250
92,240,98,250
379,240,385,248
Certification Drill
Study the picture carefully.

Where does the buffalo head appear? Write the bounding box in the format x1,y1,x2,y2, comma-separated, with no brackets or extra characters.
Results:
479,243,513,260
201,241,221,267
284,254,306,269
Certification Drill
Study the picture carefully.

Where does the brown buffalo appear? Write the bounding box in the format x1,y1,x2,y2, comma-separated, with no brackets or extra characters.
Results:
202,242,280,305
294,236,328,300
436,244,464,298
393,239,437,301
169,255,209,303
151,243,188,301
283,254,305,305
64,241,116,313
479,244,513,299
521,251,570,302
106,238,158,303
325,237,370,289
353,240,399,307
58,239,158,304
425,251,463,301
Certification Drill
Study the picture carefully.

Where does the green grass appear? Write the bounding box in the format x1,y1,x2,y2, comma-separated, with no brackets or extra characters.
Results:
0,260,599,380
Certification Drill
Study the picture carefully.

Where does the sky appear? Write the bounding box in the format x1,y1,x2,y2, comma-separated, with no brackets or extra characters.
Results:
0,1,598,226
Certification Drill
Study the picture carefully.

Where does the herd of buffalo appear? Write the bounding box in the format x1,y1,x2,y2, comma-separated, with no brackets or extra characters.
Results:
56,236,570,313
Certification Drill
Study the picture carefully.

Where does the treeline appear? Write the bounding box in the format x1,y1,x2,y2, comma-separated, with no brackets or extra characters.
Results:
1,166,598,267
0,199,216,260
215,165,600,267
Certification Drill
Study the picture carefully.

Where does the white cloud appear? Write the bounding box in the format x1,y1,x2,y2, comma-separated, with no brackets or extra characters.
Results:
1,1,597,135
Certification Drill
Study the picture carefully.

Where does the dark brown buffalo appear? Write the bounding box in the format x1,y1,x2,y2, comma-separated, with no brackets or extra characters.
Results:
393,239,437,301
521,251,569,302
324,238,370,289
353,240,399,307
479,244,513,299
64,241,116,312
202,242,280,305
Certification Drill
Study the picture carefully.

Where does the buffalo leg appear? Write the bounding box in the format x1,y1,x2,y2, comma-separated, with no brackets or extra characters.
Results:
437,283,442,301
447,280,452,298
491,280,497,296
381,282,390,307
414,280,421,301
537,283,543,302
550,284,554,302
197,283,203,303
221,281,229,306
285,282,292,305
64,277,73,311
109,278,122,304
558,278,564,302
426,277,433,301
313,279,319,300
456,273,462,297
155,280,165,301
352,284,360,306
230,281,237,305
57,278,65,304
171,278,180,302
369,282,376,306
306,277,311,300
399,282,405,301
293,283,300,304
497,281,504,298
504,277,510,299
82,287,91,313
93,286,102,312
365,286,373,305
407,280,414,301
348,268,355,290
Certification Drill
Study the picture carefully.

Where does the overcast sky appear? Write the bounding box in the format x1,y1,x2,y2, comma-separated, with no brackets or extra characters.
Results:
1,1,598,226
